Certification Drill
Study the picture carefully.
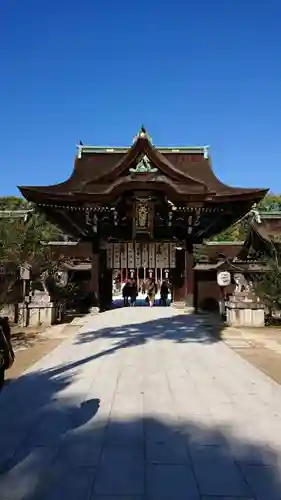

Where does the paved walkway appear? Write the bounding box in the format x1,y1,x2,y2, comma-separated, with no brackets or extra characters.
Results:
1,307,281,500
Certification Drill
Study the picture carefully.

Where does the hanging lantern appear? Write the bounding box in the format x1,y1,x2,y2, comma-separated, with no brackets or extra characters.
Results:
54,271,68,287
92,213,98,233
129,269,135,279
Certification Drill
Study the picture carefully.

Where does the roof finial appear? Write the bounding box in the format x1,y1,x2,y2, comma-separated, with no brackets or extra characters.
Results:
139,125,147,137
77,140,83,158
132,125,152,144
203,145,209,159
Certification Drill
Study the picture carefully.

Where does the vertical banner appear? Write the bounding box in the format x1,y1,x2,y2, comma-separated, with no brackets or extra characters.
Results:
127,242,135,268
163,243,169,267
106,243,113,269
113,243,120,269
149,243,155,268
135,242,141,268
155,243,161,267
142,243,149,268
169,243,176,268
120,243,127,268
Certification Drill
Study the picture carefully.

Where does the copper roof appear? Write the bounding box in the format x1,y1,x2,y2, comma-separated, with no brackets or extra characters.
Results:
19,128,268,204
251,218,281,244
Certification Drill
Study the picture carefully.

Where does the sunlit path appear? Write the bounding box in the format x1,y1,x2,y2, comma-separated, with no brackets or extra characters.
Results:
1,307,281,499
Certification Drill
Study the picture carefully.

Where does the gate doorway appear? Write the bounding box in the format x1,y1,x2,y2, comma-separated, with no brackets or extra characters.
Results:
107,242,175,307
112,267,172,308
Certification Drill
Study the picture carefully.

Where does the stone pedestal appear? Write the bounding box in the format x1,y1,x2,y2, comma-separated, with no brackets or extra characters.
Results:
0,304,16,323
18,302,57,328
226,293,265,327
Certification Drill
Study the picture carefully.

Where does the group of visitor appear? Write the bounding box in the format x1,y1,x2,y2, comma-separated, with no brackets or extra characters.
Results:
0,316,14,390
122,279,170,307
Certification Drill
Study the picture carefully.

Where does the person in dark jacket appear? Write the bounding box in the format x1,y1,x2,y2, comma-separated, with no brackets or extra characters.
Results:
0,317,14,390
129,280,138,306
160,280,169,306
122,281,130,306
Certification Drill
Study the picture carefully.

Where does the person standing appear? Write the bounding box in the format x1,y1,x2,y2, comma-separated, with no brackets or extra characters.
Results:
122,281,130,307
160,280,169,306
0,317,14,390
129,280,138,306
147,280,157,307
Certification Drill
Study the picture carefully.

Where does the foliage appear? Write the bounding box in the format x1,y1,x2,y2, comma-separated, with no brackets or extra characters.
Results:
0,197,63,306
209,193,281,243
193,244,209,262
253,257,281,312
0,197,30,210
257,193,281,212
209,222,246,242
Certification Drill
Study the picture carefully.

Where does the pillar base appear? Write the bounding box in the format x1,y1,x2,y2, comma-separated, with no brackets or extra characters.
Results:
183,294,195,313
90,306,100,315
185,293,194,308
171,301,186,310
171,296,195,314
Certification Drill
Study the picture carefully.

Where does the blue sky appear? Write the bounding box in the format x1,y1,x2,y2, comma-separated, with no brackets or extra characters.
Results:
0,0,280,195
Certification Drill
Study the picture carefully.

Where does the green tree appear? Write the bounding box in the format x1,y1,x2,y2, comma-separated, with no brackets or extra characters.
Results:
209,222,246,242
0,199,63,307
208,194,281,243
254,258,281,313
257,193,281,212
0,197,30,210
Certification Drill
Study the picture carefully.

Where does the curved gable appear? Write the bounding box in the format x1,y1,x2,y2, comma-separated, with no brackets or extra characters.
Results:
83,129,209,191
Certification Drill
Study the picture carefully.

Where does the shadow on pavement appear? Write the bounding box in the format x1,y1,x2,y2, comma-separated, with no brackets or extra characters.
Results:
68,314,224,370
0,361,280,499
15,314,223,382
112,296,172,309
0,313,279,499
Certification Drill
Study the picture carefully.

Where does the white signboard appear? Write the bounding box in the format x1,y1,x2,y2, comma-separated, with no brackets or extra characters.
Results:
142,243,149,268
20,264,30,280
106,243,113,268
169,243,176,268
127,242,134,268
149,243,155,267
120,244,127,268
217,271,231,287
106,242,177,269
135,242,141,268
162,243,169,267
113,243,120,269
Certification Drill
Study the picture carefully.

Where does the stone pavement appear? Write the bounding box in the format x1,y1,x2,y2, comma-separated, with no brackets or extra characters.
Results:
1,307,281,500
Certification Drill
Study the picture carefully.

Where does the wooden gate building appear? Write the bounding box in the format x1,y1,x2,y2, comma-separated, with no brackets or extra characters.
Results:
19,127,267,309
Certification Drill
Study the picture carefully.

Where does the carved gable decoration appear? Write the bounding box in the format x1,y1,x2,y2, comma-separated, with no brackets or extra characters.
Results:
136,202,149,228
134,197,154,237
129,155,158,174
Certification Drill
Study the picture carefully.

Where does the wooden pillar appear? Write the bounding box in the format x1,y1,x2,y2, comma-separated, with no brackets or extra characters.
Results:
99,249,112,312
90,239,100,308
184,243,194,310
90,252,99,307
171,242,194,310
171,247,185,304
